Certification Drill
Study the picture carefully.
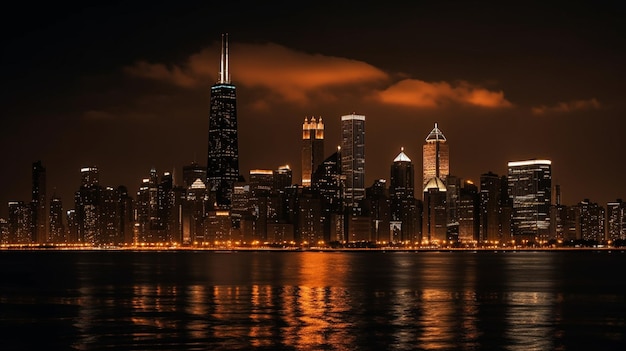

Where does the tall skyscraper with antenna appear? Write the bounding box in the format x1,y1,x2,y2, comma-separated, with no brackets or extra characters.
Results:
301,116,324,187
207,33,239,210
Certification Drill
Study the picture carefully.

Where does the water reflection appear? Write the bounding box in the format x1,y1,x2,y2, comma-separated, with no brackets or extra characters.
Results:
0,251,624,350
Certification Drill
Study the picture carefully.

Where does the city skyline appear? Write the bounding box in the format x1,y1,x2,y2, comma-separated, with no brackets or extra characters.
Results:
2,2,625,218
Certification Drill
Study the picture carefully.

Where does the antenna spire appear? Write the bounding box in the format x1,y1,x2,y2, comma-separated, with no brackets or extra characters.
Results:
219,33,230,84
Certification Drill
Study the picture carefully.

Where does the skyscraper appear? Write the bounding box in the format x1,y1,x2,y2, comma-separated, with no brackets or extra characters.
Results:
31,160,46,243
507,159,552,243
341,113,366,207
422,123,449,190
207,33,239,210
301,116,324,187
389,148,419,243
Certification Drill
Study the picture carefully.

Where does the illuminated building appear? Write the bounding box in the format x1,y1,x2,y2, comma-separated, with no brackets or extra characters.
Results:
312,148,344,242
422,177,447,245
273,165,293,192
365,179,390,243
341,113,366,207
422,123,449,191
389,148,419,243
458,180,479,244
606,199,625,241
116,186,135,244
0,218,8,244
249,169,274,242
576,199,605,242
8,201,31,244
298,188,324,245
445,175,460,243
75,166,101,244
507,159,552,242
301,117,324,187
31,160,47,243
49,195,65,243
480,171,501,243
207,33,239,210
183,161,207,189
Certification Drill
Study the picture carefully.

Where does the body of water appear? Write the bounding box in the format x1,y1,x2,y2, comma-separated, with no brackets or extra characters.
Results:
0,250,624,350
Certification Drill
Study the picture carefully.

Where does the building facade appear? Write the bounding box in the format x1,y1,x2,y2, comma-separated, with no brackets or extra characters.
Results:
507,159,552,243
422,123,449,191
341,113,366,207
207,33,239,210
301,117,324,187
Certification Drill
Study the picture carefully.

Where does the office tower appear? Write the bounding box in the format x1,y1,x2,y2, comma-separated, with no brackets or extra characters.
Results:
49,195,65,243
116,186,134,244
422,177,447,244
8,201,31,244
0,218,8,244
75,166,101,244
445,175,460,243
31,160,47,243
341,113,366,207
606,199,625,241
183,161,207,189
183,178,209,245
365,179,390,243
207,33,239,210
507,159,552,243
480,171,501,243
422,123,449,190
577,199,605,242
301,117,324,187
312,148,344,242
249,169,274,242
273,165,293,192
458,180,479,244
389,148,419,243
101,186,118,245
298,187,324,245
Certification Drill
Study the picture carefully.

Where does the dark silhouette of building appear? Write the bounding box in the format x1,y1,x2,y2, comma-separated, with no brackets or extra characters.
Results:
458,180,479,244
480,171,501,243
341,113,365,207
389,148,419,243
31,160,47,243
207,33,239,210
301,117,324,187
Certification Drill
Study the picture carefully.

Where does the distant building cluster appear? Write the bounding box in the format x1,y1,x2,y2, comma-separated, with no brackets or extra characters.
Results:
2,35,625,248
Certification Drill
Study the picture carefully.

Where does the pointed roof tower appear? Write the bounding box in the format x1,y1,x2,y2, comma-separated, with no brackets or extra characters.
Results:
393,147,412,162
425,122,446,142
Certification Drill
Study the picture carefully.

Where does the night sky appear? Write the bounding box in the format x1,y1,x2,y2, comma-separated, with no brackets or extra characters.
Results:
2,1,625,218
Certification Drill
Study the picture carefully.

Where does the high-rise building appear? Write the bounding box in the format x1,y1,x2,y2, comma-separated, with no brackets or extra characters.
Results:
389,148,419,243
480,171,501,243
207,33,239,210
183,161,207,189
31,160,47,243
458,180,479,244
312,148,344,242
507,159,552,243
75,166,101,244
301,117,324,187
8,201,31,244
341,113,366,207
606,199,625,242
49,195,65,243
422,177,447,244
577,199,605,242
422,123,449,190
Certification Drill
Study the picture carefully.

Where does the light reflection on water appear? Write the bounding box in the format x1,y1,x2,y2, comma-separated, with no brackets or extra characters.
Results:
0,251,624,350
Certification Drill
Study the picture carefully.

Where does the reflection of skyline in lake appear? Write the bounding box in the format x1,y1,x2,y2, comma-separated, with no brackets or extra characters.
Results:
1,251,624,350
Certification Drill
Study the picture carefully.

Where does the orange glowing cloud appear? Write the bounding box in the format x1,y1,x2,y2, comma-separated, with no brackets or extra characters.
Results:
125,42,389,104
531,98,601,115
375,79,512,108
